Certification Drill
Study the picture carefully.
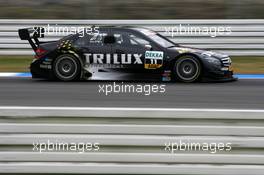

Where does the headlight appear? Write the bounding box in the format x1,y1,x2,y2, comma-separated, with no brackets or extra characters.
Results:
204,57,221,65
202,51,229,58
201,51,214,57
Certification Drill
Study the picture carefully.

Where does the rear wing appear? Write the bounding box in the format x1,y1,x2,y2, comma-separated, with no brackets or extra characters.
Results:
18,27,45,51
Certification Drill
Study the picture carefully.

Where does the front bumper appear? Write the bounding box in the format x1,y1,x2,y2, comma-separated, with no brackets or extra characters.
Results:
203,69,237,82
201,55,237,82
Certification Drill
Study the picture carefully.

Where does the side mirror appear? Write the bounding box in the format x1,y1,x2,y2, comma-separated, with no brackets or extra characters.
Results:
104,36,116,44
144,44,152,50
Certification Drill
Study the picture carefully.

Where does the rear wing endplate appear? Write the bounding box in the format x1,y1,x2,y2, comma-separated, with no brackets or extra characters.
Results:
18,27,45,51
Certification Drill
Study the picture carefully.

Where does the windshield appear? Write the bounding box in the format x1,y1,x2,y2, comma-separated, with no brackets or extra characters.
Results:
137,28,175,48
148,34,175,48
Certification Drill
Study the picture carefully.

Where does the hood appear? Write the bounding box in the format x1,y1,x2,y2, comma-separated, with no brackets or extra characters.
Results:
168,45,229,59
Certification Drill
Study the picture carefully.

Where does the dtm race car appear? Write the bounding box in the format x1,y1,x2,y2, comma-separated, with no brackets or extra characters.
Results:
18,26,235,82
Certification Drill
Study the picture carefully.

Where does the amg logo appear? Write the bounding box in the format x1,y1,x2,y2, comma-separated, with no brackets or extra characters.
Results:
85,54,143,64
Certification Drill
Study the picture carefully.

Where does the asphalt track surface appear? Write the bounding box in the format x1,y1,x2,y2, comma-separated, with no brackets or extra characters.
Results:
0,77,263,109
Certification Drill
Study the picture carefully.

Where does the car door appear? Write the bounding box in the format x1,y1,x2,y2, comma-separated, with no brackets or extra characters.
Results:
111,30,152,71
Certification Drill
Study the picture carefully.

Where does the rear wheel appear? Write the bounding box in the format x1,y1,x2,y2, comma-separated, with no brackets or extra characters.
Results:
173,56,201,83
53,54,81,81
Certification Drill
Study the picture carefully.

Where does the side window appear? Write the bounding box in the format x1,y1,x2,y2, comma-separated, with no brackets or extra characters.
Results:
112,31,150,48
128,34,150,47
113,34,124,45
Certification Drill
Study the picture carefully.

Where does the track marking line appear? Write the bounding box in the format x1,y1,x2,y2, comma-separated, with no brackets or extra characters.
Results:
234,74,264,79
1,73,264,79
0,106,263,113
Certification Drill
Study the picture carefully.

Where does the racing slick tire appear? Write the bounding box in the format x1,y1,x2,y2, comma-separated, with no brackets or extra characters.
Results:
53,54,81,81
173,55,202,83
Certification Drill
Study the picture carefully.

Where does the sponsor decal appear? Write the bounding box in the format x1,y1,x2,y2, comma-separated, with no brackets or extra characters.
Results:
57,40,73,50
40,57,52,69
85,53,143,65
86,64,124,69
144,51,163,69
40,64,52,69
85,51,163,69
162,70,172,81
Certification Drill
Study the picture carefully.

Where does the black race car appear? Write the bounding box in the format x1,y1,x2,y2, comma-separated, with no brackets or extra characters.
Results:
18,26,236,82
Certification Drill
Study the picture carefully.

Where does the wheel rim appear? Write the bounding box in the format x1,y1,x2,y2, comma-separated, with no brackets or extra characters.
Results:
62,63,71,73
176,58,200,81
55,56,78,80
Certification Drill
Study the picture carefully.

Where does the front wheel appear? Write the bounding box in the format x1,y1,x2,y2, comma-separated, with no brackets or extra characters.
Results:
173,56,202,83
53,54,81,81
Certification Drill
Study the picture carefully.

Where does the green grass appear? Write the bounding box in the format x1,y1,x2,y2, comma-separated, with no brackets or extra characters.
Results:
0,55,264,73
0,56,33,72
